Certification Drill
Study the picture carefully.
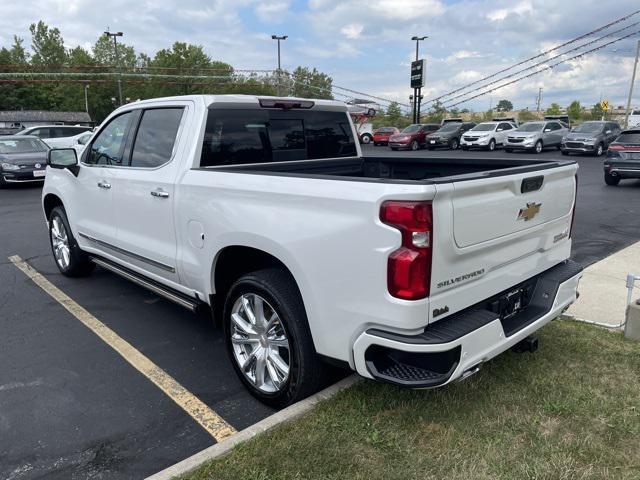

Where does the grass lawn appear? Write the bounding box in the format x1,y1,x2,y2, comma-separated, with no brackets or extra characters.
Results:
185,320,640,480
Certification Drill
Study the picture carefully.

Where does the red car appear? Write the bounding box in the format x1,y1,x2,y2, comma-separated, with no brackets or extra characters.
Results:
373,127,400,146
388,124,440,150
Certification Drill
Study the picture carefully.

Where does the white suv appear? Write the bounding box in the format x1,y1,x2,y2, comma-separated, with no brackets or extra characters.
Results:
461,121,516,151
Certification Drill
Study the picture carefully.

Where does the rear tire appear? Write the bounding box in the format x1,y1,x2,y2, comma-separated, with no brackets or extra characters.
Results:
604,172,620,186
48,206,95,277
223,269,324,408
360,134,372,145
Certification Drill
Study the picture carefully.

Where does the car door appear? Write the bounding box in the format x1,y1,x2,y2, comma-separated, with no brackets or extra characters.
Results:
497,122,512,144
544,122,561,146
111,106,187,284
73,111,136,251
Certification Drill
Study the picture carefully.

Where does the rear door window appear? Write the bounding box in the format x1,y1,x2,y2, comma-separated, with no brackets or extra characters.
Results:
200,109,356,167
130,108,184,168
617,132,640,143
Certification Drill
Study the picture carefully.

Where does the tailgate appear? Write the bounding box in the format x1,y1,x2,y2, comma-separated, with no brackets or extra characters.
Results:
452,168,575,247
429,163,578,323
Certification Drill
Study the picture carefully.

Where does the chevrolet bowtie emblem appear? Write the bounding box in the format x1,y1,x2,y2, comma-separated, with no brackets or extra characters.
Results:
517,202,541,221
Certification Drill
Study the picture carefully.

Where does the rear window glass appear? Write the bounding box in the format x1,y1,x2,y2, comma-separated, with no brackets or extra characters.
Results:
199,109,356,167
616,133,640,143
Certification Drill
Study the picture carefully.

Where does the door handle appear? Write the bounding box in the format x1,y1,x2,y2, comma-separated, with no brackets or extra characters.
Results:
151,189,170,198
97,181,111,189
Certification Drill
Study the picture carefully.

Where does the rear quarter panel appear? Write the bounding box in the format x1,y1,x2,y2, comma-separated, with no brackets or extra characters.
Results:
176,170,435,364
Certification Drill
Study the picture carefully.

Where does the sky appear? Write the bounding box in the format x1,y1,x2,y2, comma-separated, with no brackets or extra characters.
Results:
1,0,639,112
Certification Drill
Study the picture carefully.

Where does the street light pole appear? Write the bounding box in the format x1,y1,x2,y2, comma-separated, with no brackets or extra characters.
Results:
411,36,427,123
84,84,90,114
271,35,288,96
624,40,640,129
104,30,124,106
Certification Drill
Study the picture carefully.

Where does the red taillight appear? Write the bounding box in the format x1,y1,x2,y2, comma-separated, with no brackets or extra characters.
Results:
608,144,624,151
380,201,433,300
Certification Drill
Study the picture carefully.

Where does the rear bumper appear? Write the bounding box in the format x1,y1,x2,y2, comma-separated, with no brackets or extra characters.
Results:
352,260,583,388
605,162,640,179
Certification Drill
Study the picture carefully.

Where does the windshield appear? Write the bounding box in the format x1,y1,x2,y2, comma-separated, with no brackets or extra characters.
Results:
471,123,495,132
401,125,421,134
518,122,544,132
437,124,460,133
573,122,603,134
0,138,48,154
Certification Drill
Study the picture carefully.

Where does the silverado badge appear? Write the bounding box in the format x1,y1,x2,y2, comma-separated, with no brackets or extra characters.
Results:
517,202,541,221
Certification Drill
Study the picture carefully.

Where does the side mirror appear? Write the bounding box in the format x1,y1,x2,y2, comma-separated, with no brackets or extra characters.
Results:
47,148,79,176
606,130,612,134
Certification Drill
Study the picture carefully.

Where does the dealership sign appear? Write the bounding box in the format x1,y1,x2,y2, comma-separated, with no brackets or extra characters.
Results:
410,59,425,88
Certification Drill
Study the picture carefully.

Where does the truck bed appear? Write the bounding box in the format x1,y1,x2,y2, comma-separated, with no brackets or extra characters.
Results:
210,156,576,184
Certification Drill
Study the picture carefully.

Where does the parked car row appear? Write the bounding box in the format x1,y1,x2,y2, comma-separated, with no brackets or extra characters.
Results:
374,119,625,157
0,125,95,186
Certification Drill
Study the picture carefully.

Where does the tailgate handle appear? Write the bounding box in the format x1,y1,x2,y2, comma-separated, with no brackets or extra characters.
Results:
521,176,543,193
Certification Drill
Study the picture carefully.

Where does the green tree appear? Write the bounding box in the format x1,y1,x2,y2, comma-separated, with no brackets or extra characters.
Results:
93,34,137,67
496,99,513,112
567,100,582,122
546,103,561,115
518,109,538,122
590,102,604,120
385,102,402,125
289,67,333,99
29,21,67,66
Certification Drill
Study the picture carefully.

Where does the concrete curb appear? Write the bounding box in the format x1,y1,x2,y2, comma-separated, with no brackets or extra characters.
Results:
146,375,360,480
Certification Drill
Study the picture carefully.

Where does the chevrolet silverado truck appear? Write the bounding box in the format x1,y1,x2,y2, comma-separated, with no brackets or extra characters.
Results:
42,95,582,407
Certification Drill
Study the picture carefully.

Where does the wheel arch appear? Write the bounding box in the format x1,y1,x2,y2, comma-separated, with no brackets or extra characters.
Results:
210,245,307,327
43,193,64,220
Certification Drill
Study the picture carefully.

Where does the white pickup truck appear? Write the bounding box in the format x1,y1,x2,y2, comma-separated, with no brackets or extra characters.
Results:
42,95,582,407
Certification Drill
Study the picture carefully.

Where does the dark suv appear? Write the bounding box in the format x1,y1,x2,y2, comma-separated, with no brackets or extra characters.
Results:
388,124,440,150
561,121,621,157
427,122,476,150
603,129,640,186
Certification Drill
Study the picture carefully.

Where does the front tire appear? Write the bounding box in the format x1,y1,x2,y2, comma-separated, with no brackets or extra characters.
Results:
594,143,604,157
534,140,543,154
410,140,419,151
48,206,95,277
487,139,496,151
449,138,459,150
223,269,324,408
604,172,620,186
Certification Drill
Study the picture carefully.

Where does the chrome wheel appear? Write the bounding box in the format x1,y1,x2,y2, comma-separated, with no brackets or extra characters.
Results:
51,216,70,270
230,293,291,393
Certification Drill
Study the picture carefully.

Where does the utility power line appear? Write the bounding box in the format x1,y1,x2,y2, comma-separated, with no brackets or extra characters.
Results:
427,8,640,104
439,21,640,106
443,30,640,109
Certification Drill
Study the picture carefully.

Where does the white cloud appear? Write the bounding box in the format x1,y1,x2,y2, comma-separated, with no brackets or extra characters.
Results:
487,1,533,22
341,23,363,39
255,0,291,23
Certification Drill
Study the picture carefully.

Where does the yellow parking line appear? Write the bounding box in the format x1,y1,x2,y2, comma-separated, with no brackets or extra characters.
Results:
8,255,237,442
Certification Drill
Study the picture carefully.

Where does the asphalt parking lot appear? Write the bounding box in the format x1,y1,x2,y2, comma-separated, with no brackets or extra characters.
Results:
1,144,638,479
